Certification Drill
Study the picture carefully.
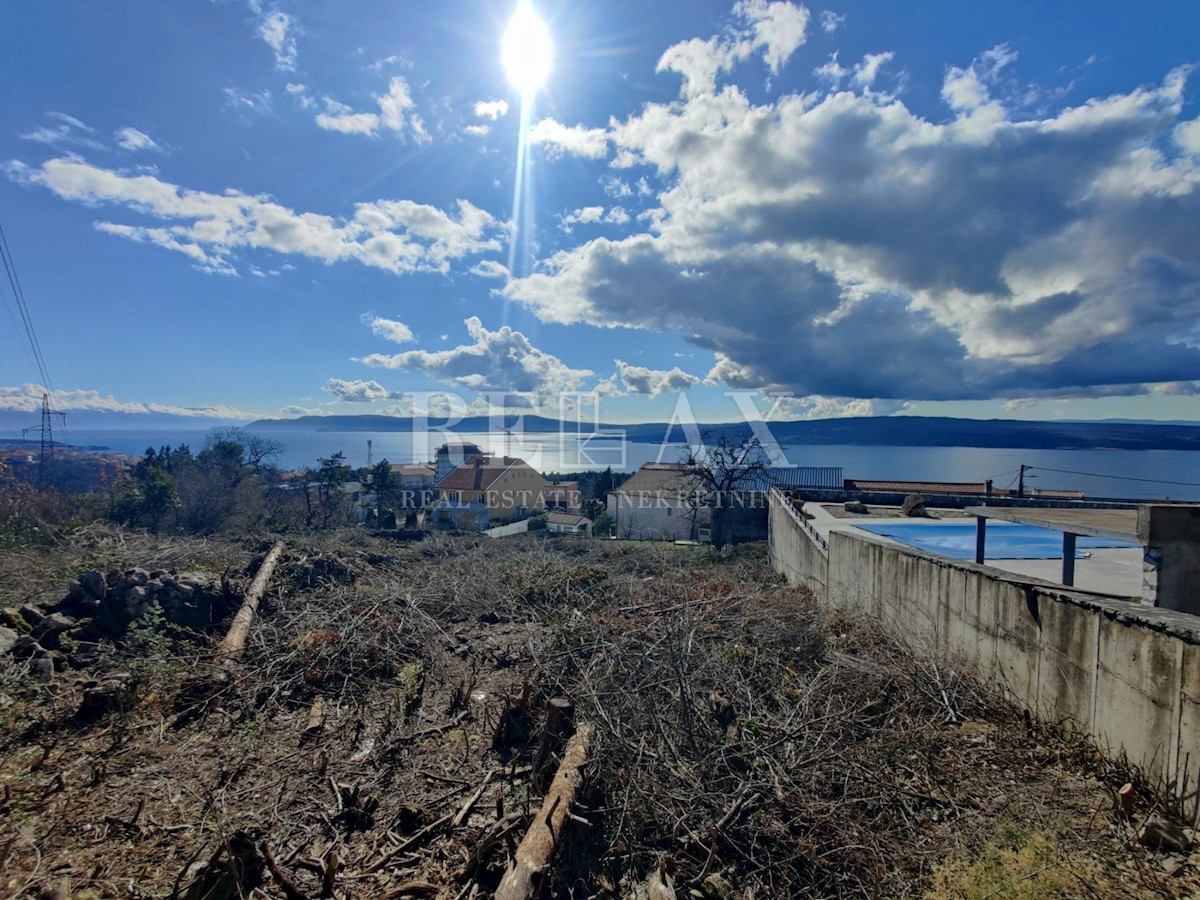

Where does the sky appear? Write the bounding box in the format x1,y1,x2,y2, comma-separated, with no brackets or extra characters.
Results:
1,0,1199,430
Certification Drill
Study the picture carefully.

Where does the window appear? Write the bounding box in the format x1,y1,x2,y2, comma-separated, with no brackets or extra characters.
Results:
666,507,672,517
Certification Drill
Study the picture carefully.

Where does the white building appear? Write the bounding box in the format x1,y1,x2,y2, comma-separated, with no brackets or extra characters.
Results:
607,463,709,541
546,511,592,536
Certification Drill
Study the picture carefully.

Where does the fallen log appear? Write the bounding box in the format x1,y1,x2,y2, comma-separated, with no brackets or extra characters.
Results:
494,723,594,900
216,541,285,659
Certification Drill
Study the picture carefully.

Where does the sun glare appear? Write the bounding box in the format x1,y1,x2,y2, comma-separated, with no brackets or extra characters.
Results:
502,0,553,98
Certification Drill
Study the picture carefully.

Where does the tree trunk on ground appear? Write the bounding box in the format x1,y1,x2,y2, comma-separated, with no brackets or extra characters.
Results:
494,723,593,900
216,541,285,659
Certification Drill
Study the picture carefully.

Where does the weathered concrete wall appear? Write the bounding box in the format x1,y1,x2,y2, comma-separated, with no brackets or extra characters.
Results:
1139,504,1200,615
768,490,1200,822
768,491,827,601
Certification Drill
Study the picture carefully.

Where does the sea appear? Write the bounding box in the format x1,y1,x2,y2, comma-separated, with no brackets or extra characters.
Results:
48,427,1200,502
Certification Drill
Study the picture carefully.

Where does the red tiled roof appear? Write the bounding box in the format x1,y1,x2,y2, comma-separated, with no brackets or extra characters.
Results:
437,456,531,492
612,463,702,495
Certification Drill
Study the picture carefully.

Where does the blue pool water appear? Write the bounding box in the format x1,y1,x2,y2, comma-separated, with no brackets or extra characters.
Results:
856,521,1138,561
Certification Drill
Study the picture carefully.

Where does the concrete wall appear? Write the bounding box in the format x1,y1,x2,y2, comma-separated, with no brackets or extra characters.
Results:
768,491,827,601
768,491,1200,822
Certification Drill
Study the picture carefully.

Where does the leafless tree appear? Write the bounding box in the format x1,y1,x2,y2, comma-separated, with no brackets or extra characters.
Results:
677,429,773,538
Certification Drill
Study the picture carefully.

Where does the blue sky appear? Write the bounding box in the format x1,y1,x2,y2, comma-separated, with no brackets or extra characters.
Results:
1,0,1199,429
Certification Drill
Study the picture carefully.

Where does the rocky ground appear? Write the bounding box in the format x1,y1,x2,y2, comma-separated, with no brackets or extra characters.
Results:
0,525,1196,898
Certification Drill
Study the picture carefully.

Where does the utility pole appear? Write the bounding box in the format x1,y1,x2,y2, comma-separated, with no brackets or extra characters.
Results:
367,439,373,467
1017,464,1027,499
25,393,65,488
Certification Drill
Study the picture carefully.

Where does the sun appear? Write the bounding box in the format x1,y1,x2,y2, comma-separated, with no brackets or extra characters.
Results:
502,0,553,98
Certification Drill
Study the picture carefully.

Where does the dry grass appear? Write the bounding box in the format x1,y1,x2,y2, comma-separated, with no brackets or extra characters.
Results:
0,528,1194,898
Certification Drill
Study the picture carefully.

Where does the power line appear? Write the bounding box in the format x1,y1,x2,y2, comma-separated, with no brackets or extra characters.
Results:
1027,465,1200,489
0,221,55,396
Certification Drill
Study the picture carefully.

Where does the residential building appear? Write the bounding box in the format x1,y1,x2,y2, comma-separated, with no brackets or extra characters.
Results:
433,441,487,485
433,456,549,530
542,480,582,514
607,463,708,541
546,511,592,536
390,463,435,488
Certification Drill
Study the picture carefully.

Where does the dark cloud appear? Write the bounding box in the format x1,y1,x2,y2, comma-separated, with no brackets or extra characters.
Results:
505,24,1200,402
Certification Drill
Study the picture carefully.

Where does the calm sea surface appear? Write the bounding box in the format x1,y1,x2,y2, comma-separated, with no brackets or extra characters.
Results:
56,428,1200,502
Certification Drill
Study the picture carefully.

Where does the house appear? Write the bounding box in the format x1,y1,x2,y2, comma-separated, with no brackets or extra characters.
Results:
390,463,435,488
607,463,708,541
433,441,487,485
433,456,549,530
542,480,582,514
546,511,592,536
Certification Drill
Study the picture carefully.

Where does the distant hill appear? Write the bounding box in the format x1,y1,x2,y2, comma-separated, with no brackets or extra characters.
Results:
244,414,1200,452
5,410,248,431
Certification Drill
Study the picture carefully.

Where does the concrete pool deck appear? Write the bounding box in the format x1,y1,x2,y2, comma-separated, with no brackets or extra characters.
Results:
806,504,1144,598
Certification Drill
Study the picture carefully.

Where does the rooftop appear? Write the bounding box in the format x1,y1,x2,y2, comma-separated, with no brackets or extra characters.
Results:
437,456,535,493
612,463,701,495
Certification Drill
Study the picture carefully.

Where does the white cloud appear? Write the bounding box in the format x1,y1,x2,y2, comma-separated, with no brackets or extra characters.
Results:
322,378,393,402
500,31,1200,403
852,51,894,88
616,360,701,396
224,87,273,115
774,395,903,419
114,127,162,153
563,206,603,226
20,113,104,150
1174,117,1200,155
315,77,425,140
816,51,895,89
474,99,510,120
256,8,298,71
813,54,847,83
561,206,631,231
529,118,609,159
315,110,379,134
470,259,509,279
657,0,810,96
369,54,412,72
818,10,845,33
735,0,811,73
0,383,255,419
285,83,315,108
8,157,503,276
359,316,592,396
364,315,415,343
465,124,490,137
377,77,414,130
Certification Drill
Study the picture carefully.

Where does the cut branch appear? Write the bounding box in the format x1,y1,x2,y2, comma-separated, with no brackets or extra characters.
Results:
494,723,594,900
217,541,285,659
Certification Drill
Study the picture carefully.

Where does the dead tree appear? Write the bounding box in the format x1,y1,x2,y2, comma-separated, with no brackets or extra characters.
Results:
216,541,285,659
494,723,594,900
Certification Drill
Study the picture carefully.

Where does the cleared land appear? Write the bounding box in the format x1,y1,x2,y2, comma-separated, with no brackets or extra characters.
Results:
0,526,1196,898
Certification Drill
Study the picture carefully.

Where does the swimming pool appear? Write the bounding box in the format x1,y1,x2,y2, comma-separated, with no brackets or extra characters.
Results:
856,521,1138,561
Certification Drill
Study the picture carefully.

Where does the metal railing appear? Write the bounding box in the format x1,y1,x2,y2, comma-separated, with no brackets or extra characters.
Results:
795,508,829,554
